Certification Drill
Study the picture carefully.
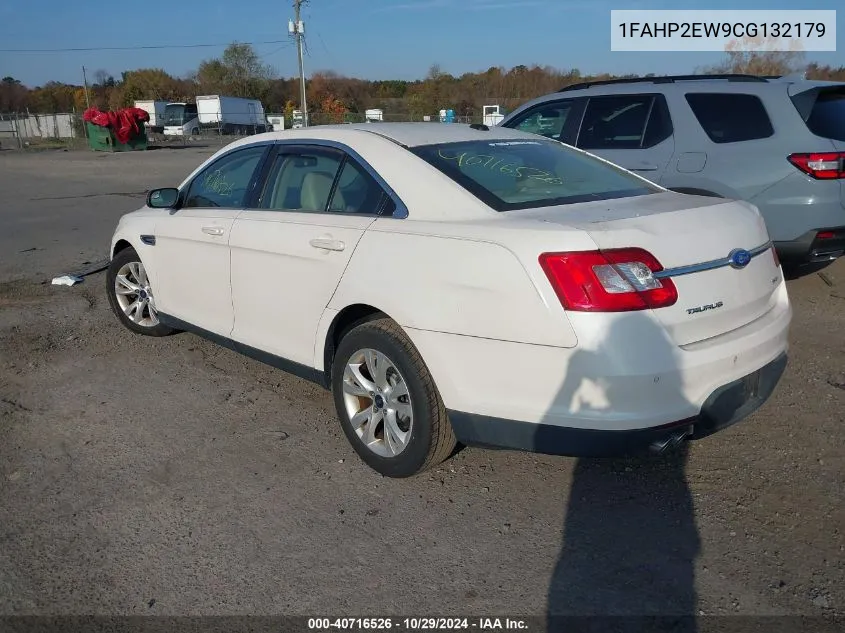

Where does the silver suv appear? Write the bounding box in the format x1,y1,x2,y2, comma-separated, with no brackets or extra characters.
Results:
499,74,845,267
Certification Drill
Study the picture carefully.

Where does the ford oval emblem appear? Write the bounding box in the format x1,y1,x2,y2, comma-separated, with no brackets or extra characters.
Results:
729,248,752,269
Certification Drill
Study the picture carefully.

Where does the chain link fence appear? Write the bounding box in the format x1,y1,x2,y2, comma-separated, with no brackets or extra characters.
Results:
0,112,87,150
306,112,478,126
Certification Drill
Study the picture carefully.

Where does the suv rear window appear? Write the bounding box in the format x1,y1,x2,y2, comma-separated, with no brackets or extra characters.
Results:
794,87,845,142
410,138,659,212
685,93,774,143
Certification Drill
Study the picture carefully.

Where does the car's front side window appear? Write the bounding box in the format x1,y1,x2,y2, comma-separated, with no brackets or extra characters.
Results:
506,101,574,140
182,145,267,209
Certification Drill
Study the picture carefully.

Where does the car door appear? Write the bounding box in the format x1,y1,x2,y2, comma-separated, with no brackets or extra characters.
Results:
574,93,675,182
152,143,270,336
228,143,394,367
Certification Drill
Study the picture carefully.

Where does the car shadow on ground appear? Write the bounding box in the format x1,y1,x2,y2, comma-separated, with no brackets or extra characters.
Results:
536,314,701,632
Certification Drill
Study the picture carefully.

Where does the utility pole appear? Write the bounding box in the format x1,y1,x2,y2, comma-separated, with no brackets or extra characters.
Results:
291,0,308,127
81,66,91,109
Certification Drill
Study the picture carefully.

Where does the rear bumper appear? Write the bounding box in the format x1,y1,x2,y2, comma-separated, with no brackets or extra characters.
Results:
405,281,791,433
774,226,845,264
448,352,788,457
750,171,844,255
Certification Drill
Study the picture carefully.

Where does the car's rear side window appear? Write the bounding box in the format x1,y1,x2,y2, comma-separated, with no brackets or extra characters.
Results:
410,138,659,212
685,93,774,143
577,94,673,150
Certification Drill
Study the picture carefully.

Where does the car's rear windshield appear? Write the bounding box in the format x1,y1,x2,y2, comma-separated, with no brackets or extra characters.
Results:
792,87,845,142
409,138,659,212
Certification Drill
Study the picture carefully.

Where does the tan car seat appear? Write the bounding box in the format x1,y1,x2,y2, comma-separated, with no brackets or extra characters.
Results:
300,171,345,211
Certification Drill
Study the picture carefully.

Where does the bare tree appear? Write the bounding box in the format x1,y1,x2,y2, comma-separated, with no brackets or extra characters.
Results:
704,36,807,76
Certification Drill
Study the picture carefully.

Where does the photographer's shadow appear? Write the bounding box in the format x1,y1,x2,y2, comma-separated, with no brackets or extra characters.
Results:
536,315,700,632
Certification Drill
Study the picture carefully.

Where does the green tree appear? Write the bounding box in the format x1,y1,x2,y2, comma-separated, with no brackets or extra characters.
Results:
27,82,79,112
196,43,275,100
283,99,296,127
222,42,273,98
117,69,178,106
196,59,228,94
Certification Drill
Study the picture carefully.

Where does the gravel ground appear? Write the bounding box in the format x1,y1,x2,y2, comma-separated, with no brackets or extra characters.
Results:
0,147,843,620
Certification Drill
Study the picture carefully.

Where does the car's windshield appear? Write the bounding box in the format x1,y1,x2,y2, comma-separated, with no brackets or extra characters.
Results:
410,138,659,211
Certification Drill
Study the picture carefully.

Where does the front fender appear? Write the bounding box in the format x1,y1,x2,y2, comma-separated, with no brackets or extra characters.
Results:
109,213,161,289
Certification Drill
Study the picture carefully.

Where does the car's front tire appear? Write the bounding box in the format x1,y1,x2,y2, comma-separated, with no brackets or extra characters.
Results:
332,317,456,478
106,247,176,337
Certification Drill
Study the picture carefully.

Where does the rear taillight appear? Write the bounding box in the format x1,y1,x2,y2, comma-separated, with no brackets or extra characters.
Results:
539,248,678,312
771,245,780,267
787,152,845,179
817,231,836,240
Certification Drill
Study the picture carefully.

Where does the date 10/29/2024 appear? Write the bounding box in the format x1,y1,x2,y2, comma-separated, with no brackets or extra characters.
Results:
308,617,529,631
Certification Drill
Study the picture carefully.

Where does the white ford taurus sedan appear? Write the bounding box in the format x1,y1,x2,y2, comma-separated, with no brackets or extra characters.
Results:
107,123,791,477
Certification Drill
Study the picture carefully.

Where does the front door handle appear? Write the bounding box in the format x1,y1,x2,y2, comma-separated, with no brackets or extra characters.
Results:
202,226,225,236
310,237,345,252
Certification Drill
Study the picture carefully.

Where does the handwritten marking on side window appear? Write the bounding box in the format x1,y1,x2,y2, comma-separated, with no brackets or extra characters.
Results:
202,170,235,197
436,150,564,185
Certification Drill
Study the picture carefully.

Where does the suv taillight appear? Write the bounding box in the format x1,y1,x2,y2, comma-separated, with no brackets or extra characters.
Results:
787,152,845,180
539,248,678,312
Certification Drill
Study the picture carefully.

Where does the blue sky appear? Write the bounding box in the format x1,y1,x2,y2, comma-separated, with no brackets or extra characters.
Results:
1,0,843,87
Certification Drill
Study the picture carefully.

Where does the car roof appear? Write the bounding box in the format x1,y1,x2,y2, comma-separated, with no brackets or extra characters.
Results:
501,76,845,120
521,75,844,102
184,123,560,222
244,122,546,148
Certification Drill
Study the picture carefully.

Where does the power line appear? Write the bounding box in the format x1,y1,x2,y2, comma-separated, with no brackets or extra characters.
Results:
259,41,296,60
0,39,290,53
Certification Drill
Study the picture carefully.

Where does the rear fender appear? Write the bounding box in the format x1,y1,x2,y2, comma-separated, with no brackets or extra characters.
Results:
322,227,580,359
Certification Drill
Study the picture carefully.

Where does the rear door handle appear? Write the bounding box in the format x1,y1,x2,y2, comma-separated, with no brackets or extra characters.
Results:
627,163,659,172
202,226,225,236
310,237,345,252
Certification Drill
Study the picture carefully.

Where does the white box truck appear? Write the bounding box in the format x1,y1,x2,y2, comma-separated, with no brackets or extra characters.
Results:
134,100,168,132
196,95,268,135
266,114,285,132
365,108,384,122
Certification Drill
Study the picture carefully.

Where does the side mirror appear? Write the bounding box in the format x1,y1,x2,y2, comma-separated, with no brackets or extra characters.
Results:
147,187,179,209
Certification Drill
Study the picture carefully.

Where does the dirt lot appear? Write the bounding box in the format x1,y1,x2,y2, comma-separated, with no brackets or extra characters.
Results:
0,147,843,620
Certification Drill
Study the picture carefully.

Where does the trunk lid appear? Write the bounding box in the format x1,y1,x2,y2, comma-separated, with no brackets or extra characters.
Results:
523,191,782,346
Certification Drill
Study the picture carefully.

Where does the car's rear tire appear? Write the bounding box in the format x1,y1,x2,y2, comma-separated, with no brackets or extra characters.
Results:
106,247,176,337
332,317,456,478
